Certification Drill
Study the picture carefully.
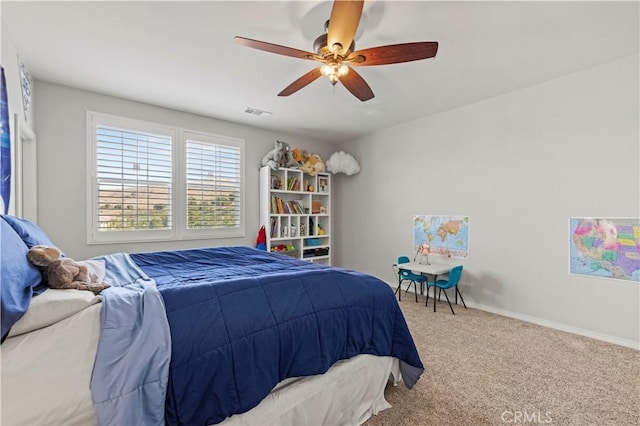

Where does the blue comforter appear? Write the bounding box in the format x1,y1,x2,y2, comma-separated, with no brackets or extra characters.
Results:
130,246,423,426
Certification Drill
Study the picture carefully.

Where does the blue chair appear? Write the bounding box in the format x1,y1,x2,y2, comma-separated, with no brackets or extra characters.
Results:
425,265,467,314
396,256,426,303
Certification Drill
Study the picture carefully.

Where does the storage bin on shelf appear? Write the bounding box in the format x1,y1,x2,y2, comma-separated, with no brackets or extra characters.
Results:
303,247,329,258
305,238,321,246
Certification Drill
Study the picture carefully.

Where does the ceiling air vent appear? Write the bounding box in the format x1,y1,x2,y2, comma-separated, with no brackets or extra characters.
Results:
244,107,273,117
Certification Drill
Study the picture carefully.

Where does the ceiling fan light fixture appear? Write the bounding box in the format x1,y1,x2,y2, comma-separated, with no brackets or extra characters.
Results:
320,63,333,76
320,60,349,85
321,60,348,75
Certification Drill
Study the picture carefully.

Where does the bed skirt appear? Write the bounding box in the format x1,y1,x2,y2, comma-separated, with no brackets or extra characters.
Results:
220,354,401,425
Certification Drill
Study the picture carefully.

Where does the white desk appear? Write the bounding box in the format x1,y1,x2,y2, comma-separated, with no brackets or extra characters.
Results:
396,261,452,277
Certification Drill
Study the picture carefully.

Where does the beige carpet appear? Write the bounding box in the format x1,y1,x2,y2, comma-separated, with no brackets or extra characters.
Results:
365,295,640,426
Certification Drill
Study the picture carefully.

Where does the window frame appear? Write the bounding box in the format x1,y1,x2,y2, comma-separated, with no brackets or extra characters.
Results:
87,111,245,244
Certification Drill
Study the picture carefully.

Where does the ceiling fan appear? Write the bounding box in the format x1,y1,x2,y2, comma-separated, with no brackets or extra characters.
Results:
234,0,438,102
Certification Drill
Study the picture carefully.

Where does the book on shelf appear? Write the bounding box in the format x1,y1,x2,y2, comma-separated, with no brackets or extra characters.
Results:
271,196,282,214
271,175,283,190
271,196,306,215
286,177,300,191
285,200,304,214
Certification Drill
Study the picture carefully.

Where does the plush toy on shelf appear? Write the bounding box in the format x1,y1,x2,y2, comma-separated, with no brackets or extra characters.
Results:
300,154,326,176
271,244,296,253
292,148,309,166
262,140,298,170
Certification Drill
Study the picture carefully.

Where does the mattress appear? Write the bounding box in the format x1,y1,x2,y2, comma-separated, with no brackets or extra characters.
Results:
1,297,101,425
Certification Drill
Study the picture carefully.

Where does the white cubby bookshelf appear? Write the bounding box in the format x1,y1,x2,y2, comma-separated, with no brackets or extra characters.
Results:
259,166,331,265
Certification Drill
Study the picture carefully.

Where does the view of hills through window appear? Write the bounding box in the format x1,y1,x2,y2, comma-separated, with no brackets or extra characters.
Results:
98,182,238,231
98,184,171,230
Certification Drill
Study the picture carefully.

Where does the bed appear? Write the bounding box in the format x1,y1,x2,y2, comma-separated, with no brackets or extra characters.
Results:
1,215,424,425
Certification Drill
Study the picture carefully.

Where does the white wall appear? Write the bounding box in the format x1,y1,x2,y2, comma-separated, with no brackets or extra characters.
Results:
333,54,640,347
34,81,333,259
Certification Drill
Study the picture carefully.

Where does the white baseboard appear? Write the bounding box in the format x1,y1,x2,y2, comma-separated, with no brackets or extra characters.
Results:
385,281,639,350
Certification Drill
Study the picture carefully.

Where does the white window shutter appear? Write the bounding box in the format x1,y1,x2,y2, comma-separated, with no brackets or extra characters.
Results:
185,138,241,230
95,126,172,231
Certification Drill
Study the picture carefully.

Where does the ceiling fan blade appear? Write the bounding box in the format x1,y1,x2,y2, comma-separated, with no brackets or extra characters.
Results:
339,67,374,102
234,36,315,60
327,0,364,56
349,42,439,66
278,68,323,97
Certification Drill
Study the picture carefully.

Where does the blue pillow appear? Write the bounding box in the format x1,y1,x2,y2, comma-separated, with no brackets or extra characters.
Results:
1,215,57,250
1,218,44,342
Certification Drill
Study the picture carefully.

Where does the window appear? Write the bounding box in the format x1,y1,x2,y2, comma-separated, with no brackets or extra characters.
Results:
183,131,243,238
88,112,244,243
95,126,173,232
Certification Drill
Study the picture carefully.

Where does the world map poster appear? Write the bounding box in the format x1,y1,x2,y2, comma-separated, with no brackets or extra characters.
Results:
570,218,640,282
413,215,470,258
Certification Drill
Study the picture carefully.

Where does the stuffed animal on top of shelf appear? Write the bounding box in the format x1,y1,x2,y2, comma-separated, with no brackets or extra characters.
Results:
300,154,326,176
292,148,309,166
262,140,298,170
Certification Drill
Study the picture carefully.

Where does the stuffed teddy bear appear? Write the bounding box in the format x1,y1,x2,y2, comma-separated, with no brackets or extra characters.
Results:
27,245,110,294
262,140,298,170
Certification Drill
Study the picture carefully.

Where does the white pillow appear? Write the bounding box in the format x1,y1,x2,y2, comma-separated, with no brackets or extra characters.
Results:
7,289,102,338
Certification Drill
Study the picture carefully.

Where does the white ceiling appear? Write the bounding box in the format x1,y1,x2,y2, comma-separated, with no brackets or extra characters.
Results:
2,1,638,143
